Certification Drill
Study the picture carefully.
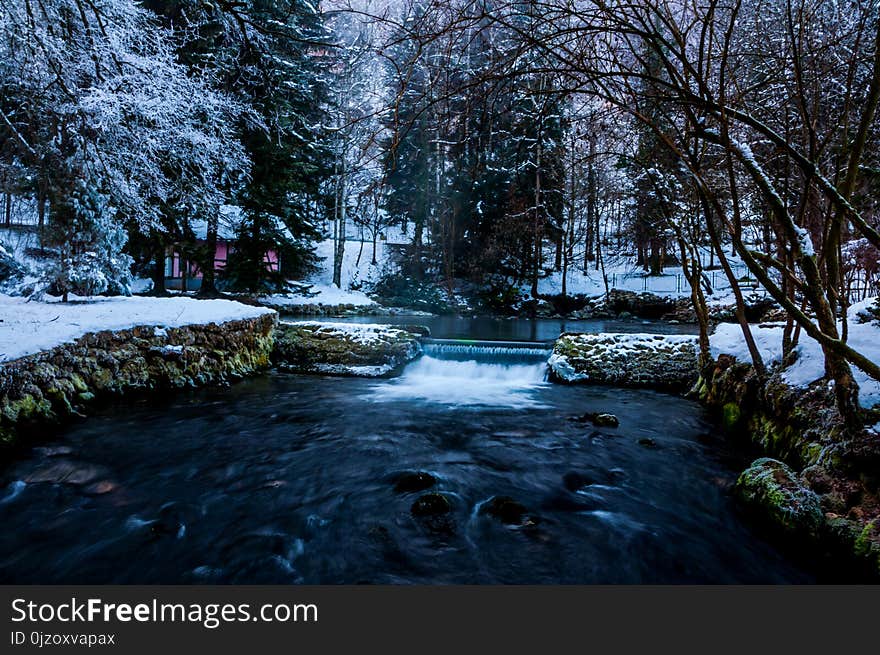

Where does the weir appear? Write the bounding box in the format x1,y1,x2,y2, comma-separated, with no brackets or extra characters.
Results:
419,338,553,364
369,338,553,407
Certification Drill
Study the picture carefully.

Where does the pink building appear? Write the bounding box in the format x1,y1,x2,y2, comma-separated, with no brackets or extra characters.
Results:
164,210,281,290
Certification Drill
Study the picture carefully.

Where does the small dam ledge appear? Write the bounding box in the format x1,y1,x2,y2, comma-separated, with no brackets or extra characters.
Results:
548,332,700,391
272,321,424,377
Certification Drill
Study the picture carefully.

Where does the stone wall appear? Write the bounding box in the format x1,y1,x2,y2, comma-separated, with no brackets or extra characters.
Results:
0,313,277,449
548,333,699,391
273,322,422,377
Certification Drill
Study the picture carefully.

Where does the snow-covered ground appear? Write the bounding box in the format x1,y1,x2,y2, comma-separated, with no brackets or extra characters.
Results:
710,298,880,408
532,255,758,305
260,283,376,308
0,294,275,363
262,238,395,307
284,320,414,341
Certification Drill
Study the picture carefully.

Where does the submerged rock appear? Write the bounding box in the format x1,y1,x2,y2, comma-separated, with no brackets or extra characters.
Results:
734,458,823,538
410,493,455,535
562,471,595,492
393,471,437,494
410,493,452,516
480,495,539,528
637,438,657,448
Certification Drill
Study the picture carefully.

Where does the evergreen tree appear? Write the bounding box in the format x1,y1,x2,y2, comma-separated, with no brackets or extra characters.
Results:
144,0,333,293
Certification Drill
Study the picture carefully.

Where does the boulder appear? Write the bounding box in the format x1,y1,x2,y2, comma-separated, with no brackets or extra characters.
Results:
480,495,538,528
393,471,437,494
410,493,452,517
571,412,619,428
734,458,823,538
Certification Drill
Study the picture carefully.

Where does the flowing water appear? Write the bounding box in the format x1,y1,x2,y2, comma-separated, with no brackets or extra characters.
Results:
0,319,814,583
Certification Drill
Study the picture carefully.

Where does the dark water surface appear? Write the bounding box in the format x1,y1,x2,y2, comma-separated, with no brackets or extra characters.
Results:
309,314,701,341
0,334,812,582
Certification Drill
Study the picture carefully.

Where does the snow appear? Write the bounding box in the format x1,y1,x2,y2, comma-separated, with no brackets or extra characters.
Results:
265,237,396,308
283,320,410,343
709,322,786,366
529,252,758,304
310,238,393,292
709,297,880,408
793,225,815,257
0,294,275,363
260,283,376,308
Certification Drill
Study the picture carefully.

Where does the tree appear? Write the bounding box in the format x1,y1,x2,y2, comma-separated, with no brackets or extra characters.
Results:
0,0,248,300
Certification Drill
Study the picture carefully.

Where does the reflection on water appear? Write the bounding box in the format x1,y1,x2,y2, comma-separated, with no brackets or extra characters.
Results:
297,314,700,341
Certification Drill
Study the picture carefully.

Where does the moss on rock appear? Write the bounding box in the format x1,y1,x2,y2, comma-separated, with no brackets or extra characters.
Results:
735,458,824,538
273,322,421,377
548,333,699,390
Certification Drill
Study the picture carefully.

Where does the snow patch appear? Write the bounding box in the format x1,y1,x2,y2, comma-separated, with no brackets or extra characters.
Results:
260,283,377,308
709,298,880,409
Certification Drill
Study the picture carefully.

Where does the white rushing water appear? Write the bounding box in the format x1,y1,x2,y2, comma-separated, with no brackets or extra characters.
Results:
369,342,551,408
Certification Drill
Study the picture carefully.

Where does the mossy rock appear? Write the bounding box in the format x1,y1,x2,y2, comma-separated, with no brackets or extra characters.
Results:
735,458,823,538
273,322,421,376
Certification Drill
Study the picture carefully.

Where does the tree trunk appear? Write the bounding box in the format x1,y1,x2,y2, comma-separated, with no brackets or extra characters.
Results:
197,215,221,298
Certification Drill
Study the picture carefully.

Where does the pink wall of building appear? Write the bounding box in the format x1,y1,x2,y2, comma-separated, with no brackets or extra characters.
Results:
165,239,279,288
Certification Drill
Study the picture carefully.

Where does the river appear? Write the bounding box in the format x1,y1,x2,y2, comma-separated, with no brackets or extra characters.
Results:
0,317,813,583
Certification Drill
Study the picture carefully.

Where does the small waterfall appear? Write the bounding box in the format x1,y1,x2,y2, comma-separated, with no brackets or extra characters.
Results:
421,339,553,363
369,339,552,407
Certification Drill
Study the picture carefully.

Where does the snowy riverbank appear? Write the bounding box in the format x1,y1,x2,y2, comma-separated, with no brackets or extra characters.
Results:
0,294,275,363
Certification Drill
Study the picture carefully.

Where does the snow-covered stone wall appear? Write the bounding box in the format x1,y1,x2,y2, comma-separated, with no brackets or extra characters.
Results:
0,313,277,449
548,332,700,390
273,321,423,377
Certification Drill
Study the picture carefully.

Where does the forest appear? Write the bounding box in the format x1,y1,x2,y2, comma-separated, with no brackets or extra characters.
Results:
2,0,880,426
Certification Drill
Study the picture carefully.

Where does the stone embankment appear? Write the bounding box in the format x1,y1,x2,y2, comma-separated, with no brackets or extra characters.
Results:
1,313,277,447
548,332,700,391
697,357,880,578
1,314,426,450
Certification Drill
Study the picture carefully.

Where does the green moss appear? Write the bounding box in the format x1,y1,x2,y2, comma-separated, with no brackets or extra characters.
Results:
722,402,741,429
735,458,823,538
854,520,880,558
70,373,89,394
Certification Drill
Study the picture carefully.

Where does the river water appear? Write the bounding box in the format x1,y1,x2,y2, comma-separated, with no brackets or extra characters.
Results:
0,317,813,583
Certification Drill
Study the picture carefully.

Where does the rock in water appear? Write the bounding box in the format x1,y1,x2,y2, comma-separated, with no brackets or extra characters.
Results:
410,493,452,516
481,496,530,525
571,412,620,428
273,321,422,377
394,471,437,494
562,471,595,492
410,493,454,535
592,413,619,428
734,458,823,538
